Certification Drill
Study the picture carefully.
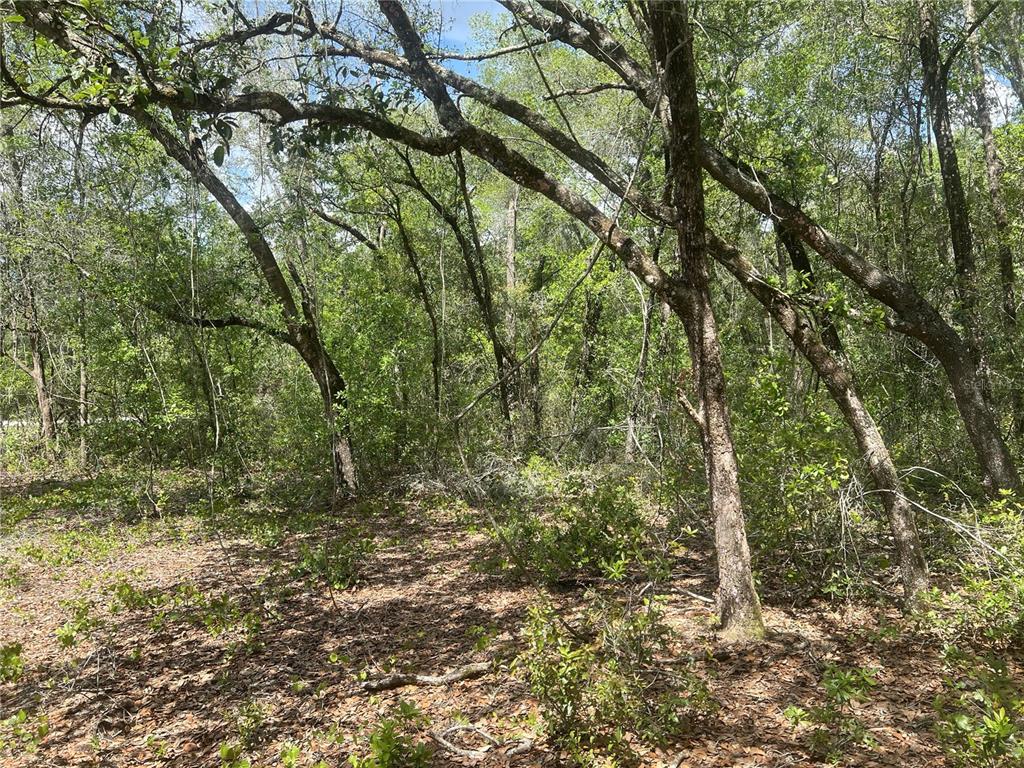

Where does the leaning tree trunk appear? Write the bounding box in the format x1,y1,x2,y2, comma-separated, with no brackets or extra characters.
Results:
136,112,358,494
710,236,930,603
650,0,764,639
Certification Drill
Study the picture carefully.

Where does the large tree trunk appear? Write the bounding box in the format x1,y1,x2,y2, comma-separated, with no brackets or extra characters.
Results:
710,236,930,603
649,0,764,639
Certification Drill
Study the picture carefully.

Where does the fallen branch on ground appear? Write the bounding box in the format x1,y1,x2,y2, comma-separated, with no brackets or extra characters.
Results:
430,724,534,759
360,660,490,692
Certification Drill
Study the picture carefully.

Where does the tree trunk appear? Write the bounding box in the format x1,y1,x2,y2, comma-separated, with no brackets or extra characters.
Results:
28,331,57,446
649,0,764,639
505,184,519,343
918,0,988,386
710,235,930,603
965,0,1022,437
396,212,442,417
400,152,515,427
137,112,358,493
624,291,653,461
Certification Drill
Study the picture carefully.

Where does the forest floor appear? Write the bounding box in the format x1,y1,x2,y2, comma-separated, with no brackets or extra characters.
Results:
0,470,1008,767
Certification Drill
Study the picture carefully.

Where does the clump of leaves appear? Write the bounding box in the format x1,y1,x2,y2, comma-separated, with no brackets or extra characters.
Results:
295,530,376,590
348,700,432,768
232,699,269,749
0,708,49,754
218,741,250,768
934,647,1024,767
56,597,102,648
520,590,711,765
785,664,877,762
0,642,24,683
491,469,667,586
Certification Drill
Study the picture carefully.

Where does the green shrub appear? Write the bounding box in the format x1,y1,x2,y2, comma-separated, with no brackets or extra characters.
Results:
785,664,877,762
915,497,1024,649
934,647,1024,767
295,531,376,590
520,591,711,765
0,642,24,683
56,597,101,648
348,700,432,768
492,473,667,585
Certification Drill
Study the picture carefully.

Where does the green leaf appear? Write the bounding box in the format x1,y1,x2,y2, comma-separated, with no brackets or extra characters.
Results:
212,145,225,167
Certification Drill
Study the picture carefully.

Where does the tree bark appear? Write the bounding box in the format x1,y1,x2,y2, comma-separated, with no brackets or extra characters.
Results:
965,0,1022,437
917,0,987,386
648,0,764,639
709,235,930,603
27,330,57,445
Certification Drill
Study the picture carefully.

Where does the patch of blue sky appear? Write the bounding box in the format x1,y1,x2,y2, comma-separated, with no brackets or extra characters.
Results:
431,0,505,76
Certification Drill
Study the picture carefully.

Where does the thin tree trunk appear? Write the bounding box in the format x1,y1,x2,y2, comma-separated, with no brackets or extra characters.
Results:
136,111,358,493
965,0,1022,437
505,184,519,343
27,331,57,445
649,0,764,639
625,290,653,461
918,0,988,385
399,152,515,427
395,212,442,417
710,235,930,603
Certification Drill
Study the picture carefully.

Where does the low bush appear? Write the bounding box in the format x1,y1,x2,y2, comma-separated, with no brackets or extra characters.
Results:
491,464,667,585
934,647,1024,767
520,589,711,765
348,700,432,768
785,664,878,762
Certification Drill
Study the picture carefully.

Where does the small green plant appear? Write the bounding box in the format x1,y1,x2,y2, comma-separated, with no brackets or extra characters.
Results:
491,476,667,585
279,741,302,767
0,642,24,683
348,700,432,768
295,531,375,590
934,647,1024,767
787,664,878,762
56,597,101,648
0,708,49,754
232,700,268,749
520,591,711,764
218,741,251,768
